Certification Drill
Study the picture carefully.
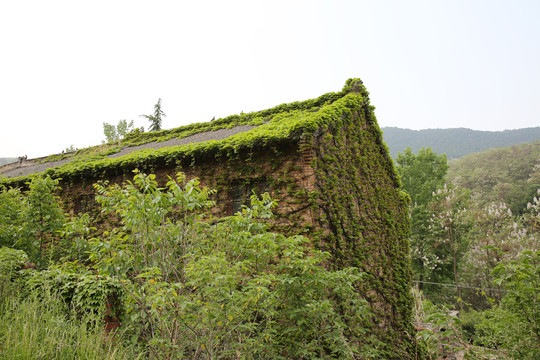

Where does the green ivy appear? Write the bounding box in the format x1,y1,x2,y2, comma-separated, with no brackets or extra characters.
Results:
1,79,361,187
0,78,420,358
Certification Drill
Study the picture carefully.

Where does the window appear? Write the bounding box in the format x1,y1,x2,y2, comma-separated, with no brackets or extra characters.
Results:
228,178,270,215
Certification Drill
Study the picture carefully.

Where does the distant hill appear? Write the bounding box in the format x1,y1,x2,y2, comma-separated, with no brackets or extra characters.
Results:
446,141,540,214
381,126,540,159
0,158,16,166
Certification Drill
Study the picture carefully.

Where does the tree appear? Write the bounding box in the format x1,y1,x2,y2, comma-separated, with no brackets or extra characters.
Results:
427,184,470,309
395,147,449,206
0,186,26,249
480,249,540,359
140,98,166,132
460,201,535,307
103,119,135,145
89,171,378,359
0,177,66,268
395,147,449,287
64,145,76,153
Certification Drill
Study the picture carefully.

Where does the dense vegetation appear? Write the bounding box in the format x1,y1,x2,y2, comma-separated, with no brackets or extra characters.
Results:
1,78,418,358
396,145,540,359
383,126,540,159
447,141,540,215
2,79,539,358
0,173,385,359
0,79,360,187
2,144,539,359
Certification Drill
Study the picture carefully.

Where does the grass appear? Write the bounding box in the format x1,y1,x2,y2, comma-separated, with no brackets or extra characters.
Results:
0,290,138,360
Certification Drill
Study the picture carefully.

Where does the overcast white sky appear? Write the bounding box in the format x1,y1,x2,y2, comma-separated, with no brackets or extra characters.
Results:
1,0,539,158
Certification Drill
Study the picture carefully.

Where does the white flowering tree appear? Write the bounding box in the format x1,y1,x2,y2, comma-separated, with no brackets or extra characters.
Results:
525,189,540,234
460,202,535,306
424,184,471,306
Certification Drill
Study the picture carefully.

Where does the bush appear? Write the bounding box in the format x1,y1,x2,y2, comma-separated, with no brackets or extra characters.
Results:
89,171,380,359
0,247,29,300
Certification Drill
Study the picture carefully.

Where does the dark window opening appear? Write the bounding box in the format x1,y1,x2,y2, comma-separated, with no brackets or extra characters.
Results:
228,178,270,215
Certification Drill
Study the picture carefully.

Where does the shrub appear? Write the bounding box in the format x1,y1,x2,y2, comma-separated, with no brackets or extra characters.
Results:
89,171,379,359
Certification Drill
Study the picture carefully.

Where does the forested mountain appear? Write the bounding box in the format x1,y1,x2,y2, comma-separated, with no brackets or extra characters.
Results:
382,126,540,159
446,141,540,214
0,158,16,166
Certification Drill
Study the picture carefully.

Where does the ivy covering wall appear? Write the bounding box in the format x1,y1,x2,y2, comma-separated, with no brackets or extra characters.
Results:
0,79,419,357
307,83,417,358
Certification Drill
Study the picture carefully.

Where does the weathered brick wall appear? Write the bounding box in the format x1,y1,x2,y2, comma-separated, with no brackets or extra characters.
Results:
58,142,317,237
308,106,417,359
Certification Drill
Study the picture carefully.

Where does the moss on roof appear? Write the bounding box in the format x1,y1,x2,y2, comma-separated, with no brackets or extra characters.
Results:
1,78,376,186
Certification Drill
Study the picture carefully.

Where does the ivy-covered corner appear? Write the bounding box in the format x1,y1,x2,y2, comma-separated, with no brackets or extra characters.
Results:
0,78,419,357
305,81,418,358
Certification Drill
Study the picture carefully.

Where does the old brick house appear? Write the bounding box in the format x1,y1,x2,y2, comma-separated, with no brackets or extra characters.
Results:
1,79,417,358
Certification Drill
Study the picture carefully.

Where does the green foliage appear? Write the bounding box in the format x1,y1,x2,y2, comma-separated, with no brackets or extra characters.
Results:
395,147,450,293
0,177,66,268
18,266,122,319
57,213,95,264
0,79,360,186
88,171,378,359
462,306,537,359
460,201,535,307
0,290,136,359
426,185,471,303
0,247,130,357
140,98,165,132
64,144,76,153
0,177,100,269
447,141,540,214
525,189,540,234
0,247,28,276
493,250,540,354
0,247,28,299
103,119,135,144
396,147,449,206
457,250,540,359
414,289,506,360
415,298,464,358
91,171,216,282
0,186,26,248
22,176,66,267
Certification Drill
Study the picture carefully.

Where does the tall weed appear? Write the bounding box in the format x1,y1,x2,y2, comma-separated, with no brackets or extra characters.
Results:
0,292,137,360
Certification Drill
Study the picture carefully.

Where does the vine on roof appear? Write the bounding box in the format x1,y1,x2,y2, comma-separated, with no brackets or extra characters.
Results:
1,79,363,188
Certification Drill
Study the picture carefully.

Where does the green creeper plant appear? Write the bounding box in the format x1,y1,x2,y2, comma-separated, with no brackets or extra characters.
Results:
0,79,418,358
57,213,95,265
